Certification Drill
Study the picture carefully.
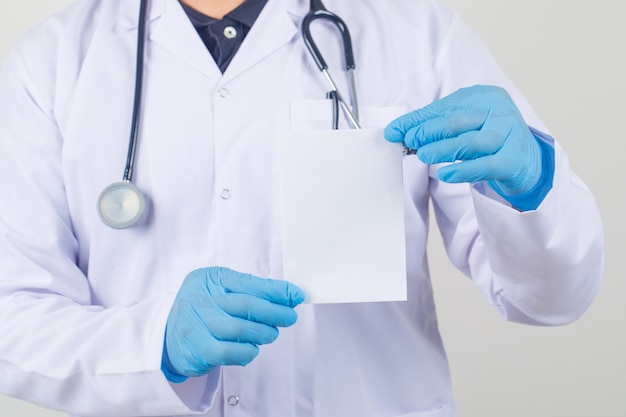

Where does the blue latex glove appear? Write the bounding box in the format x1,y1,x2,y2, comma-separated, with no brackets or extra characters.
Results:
161,267,305,383
384,85,553,211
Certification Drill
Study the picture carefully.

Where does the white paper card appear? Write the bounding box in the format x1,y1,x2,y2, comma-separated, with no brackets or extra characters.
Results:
279,128,407,304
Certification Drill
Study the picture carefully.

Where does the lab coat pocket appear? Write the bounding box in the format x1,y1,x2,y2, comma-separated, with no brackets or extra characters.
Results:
393,404,451,417
289,99,406,130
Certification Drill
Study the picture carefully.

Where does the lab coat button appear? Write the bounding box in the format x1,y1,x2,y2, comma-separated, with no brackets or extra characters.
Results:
224,26,238,39
218,88,230,98
227,395,239,406
220,189,231,200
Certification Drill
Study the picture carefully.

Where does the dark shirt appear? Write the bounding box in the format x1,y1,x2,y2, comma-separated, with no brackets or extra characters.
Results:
179,0,268,73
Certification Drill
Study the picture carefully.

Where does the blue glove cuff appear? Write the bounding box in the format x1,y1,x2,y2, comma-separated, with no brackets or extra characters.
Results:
161,338,189,384
489,135,555,211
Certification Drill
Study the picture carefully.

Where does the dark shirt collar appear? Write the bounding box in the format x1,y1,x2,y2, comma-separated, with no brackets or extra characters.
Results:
181,0,268,28
228,0,268,27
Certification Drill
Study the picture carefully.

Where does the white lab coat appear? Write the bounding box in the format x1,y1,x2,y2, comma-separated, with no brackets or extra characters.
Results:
0,0,603,416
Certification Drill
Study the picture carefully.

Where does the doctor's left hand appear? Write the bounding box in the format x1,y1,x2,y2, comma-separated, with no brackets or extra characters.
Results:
161,267,305,383
384,85,554,211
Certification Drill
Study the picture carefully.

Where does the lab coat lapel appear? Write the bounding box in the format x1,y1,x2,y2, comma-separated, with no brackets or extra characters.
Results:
221,0,299,82
117,0,221,80
149,0,222,79
116,0,166,30
116,0,299,81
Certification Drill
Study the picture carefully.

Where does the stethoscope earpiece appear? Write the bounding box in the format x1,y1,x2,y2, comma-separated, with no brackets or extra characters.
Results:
97,182,146,229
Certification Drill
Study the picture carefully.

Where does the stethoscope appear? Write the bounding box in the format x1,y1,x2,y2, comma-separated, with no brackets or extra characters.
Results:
302,0,360,130
97,0,149,229
97,0,361,229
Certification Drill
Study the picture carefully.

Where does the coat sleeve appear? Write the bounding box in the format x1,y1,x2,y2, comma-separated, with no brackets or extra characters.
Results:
427,10,603,325
0,41,218,417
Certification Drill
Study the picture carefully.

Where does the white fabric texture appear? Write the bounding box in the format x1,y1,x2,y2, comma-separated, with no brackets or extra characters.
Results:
0,0,603,416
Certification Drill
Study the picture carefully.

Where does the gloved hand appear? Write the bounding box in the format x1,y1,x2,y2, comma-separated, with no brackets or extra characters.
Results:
161,267,305,383
384,85,553,211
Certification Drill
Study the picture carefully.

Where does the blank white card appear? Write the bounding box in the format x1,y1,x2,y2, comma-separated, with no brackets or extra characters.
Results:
279,128,407,304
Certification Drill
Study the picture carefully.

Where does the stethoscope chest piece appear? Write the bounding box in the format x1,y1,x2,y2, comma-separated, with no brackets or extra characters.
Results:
97,182,146,229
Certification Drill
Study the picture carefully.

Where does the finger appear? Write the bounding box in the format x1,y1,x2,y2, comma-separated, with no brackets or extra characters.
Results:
215,292,299,328
384,105,444,143
404,108,487,151
215,267,305,307
170,327,260,376
384,88,480,143
196,336,261,368
205,340,260,367
416,130,504,164
205,315,280,345
174,293,285,343
435,154,521,184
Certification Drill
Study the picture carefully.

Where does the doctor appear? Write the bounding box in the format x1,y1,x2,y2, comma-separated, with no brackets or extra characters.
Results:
0,0,603,416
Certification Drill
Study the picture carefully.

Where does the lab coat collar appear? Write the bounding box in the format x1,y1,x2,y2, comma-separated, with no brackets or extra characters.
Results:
116,0,308,29
116,0,168,31
221,0,298,81
281,0,309,18
115,0,302,81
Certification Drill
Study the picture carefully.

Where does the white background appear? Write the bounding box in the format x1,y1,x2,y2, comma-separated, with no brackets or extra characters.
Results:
0,0,624,416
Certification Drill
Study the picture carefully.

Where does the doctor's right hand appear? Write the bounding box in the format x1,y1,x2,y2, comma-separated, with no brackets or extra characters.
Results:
161,267,305,383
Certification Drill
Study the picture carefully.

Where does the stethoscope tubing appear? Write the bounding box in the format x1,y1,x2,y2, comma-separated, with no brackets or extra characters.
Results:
321,68,360,129
96,0,148,229
124,0,149,183
302,0,360,129
301,6,356,72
